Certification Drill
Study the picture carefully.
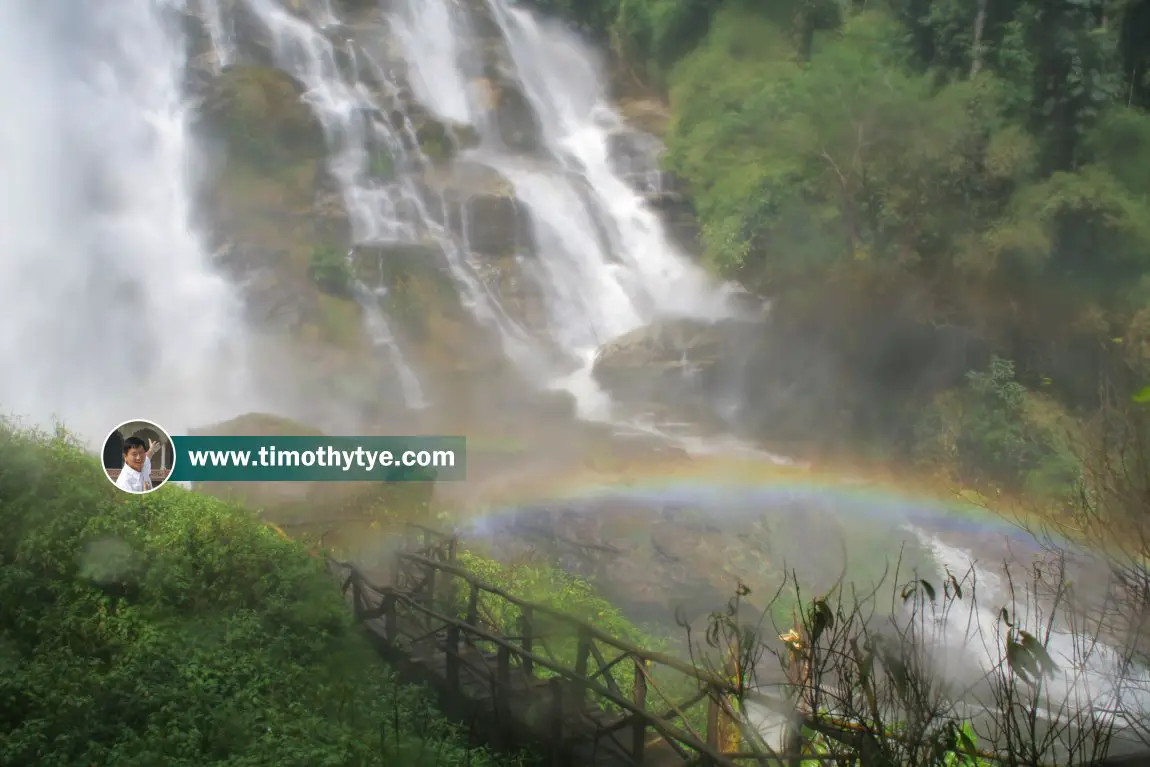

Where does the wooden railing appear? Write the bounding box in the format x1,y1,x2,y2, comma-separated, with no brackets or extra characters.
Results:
330,527,803,766
330,528,1147,767
394,553,781,764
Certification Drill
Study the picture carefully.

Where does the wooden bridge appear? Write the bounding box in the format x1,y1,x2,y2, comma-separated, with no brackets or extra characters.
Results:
330,525,794,766
328,525,1150,767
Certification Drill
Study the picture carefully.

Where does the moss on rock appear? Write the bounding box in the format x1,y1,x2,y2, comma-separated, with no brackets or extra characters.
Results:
201,65,325,169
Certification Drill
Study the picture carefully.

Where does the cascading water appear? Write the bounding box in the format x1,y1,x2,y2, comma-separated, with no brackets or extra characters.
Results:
912,530,1150,743
397,0,738,412
222,0,553,404
0,0,255,442
198,0,737,418
482,0,731,326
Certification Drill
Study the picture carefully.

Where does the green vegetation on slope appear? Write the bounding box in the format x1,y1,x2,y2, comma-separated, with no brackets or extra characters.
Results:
0,421,514,767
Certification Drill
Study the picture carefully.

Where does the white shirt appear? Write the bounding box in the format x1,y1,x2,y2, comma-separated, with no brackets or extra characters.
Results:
115,455,153,493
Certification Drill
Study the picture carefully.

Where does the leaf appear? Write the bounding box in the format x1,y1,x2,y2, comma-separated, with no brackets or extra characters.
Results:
1019,630,1059,676
919,579,937,602
998,607,1013,627
1006,637,1040,685
956,724,977,753
808,598,834,645
881,648,912,704
944,571,963,600
1133,386,1150,404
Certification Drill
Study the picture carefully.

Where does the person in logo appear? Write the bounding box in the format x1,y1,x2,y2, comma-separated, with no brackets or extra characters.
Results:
115,436,162,493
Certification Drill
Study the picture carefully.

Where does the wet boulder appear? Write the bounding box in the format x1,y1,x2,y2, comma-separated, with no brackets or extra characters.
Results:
452,194,535,255
472,254,548,333
472,76,544,154
605,130,665,187
591,317,769,414
432,162,536,255
493,83,543,153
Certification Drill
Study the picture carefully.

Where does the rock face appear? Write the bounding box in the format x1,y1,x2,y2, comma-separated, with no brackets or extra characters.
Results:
181,0,723,435
606,128,700,252
200,66,326,169
592,317,769,421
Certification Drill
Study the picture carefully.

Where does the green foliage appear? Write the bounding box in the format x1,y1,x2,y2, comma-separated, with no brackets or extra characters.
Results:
665,7,1045,286
588,0,1150,490
369,147,395,180
308,245,354,297
453,551,711,733
0,422,513,767
454,550,662,657
914,357,1081,495
522,0,728,79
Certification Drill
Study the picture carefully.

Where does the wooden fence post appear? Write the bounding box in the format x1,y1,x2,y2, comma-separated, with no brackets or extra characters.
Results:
707,688,720,749
631,657,647,762
466,582,479,636
383,593,397,643
496,645,511,717
549,676,565,766
422,560,436,603
351,576,363,620
520,607,534,677
496,643,512,748
706,687,740,757
390,553,401,589
571,627,591,711
445,624,461,694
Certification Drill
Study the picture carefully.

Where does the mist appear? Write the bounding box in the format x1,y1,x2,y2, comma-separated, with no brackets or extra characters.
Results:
0,1,255,443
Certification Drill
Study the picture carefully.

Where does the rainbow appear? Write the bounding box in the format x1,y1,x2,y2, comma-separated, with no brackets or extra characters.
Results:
458,454,1063,553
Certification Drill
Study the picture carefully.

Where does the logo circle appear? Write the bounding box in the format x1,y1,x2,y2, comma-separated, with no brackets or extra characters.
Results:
101,419,176,495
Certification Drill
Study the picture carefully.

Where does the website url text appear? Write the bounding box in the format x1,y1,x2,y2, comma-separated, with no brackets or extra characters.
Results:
186,445,456,471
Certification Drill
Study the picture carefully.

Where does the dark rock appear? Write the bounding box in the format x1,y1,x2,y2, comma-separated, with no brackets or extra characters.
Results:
649,193,701,253
472,255,548,332
466,195,535,255
439,186,536,256
471,76,544,154
460,0,504,41
199,65,325,169
350,242,444,290
591,316,770,423
606,130,665,185
492,83,543,153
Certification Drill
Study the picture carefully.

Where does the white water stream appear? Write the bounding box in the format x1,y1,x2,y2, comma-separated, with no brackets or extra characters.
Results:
201,0,735,415
0,0,255,442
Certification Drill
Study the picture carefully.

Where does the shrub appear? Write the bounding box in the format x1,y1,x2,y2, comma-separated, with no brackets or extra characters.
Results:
0,420,514,767
309,245,354,296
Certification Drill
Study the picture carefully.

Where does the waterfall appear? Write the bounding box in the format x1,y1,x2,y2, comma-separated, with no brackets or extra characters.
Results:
0,0,255,443
196,0,735,416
